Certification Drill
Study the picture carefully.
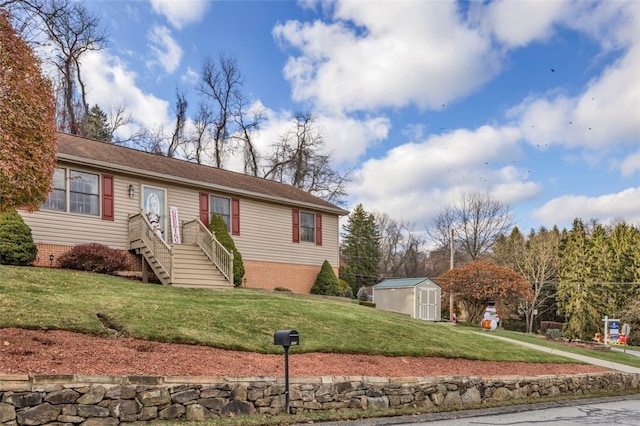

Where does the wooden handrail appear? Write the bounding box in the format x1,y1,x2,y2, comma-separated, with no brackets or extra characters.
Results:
128,211,173,282
182,218,234,286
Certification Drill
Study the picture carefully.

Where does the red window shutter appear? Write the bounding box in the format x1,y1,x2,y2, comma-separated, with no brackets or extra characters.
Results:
101,175,114,221
315,213,322,246
199,192,210,226
292,209,300,243
231,198,240,236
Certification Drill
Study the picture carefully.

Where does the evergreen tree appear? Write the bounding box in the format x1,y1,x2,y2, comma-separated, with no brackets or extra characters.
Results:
311,260,343,296
208,214,244,286
557,219,603,340
0,210,38,265
80,105,112,142
340,204,381,293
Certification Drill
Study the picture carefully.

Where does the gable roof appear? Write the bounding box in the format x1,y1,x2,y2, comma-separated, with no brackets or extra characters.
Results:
57,132,348,215
373,277,440,289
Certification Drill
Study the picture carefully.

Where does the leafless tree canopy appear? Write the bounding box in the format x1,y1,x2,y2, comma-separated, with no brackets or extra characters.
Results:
376,212,428,278
427,191,513,262
196,53,243,168
5,0,108,134
264,112,350,205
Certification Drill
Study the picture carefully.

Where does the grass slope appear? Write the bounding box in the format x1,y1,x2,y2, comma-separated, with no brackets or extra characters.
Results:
0,265,604,363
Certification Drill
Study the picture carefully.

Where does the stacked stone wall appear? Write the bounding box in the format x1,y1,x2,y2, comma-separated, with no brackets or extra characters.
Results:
0,372,638,425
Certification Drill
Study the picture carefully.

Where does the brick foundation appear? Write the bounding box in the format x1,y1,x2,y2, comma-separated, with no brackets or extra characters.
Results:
33,244,141,271
242,260,336,293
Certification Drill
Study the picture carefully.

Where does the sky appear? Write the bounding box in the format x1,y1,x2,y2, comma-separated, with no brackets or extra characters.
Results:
76,0,640,238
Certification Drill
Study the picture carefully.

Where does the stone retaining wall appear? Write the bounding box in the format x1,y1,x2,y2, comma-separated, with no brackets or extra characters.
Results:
1,372,638,425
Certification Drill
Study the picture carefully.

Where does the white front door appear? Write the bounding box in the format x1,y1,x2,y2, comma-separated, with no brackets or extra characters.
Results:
419,288,438,321
142,186,167,241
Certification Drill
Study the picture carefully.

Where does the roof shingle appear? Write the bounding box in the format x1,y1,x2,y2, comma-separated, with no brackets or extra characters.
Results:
57,133,347,215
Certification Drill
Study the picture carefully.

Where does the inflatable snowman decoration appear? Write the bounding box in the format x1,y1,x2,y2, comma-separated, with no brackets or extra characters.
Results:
481,302,499,331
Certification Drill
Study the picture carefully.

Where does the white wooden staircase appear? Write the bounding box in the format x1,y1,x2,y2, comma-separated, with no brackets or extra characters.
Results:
128,213,234,289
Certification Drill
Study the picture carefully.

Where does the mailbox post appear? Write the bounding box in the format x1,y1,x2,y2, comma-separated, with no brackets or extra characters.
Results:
273,329,299,414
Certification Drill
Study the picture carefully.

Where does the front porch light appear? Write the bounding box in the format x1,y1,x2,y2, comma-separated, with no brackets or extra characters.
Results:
128,184,135,198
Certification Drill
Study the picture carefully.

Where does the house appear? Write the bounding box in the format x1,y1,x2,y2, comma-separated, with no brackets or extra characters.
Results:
372,278,441,321
19,132,347,292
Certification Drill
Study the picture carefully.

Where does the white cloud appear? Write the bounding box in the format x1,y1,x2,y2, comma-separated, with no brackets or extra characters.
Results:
181,66,199,84
346,125,535,224
147,25,183,74
149,0,208,29
273,1,501,112
533,188,640,228
79,50,170,135
476,0,569,48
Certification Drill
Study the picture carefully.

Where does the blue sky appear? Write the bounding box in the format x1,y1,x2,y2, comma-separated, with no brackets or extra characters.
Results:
78,0,640,236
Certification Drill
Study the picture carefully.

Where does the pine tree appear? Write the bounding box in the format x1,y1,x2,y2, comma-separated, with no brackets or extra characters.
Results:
557,219,603,340
340,204,381,293
311,260,343,296
0,210,38,265
80,105,111,142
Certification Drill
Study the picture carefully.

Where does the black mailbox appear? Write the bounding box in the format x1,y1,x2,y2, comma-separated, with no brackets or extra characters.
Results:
274,329,299,347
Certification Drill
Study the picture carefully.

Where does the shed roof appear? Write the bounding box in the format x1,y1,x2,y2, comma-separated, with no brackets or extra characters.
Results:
56,132,348,215
373,277,440,289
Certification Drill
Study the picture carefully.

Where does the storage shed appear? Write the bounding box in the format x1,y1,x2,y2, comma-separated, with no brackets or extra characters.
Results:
372,278,441,321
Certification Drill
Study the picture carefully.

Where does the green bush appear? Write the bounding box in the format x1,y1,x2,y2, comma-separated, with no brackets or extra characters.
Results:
57,243,129,274
311,260,343,296
545,328,563,340
0,210,37,266
274,287,292,292
208,214,245,287
539,321,563,335
358,301,376,308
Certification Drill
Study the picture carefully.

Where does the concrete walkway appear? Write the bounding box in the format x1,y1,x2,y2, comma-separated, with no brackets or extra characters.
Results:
481,333,640,374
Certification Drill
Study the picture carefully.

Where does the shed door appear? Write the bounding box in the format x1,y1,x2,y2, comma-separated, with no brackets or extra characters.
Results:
419,288,438,321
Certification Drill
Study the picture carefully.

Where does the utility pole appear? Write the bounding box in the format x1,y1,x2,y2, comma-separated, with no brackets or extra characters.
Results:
449,228,455,321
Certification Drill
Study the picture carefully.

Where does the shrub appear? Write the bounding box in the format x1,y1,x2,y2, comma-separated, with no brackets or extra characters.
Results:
545,328,563,340
274,287,292,292
539,321,563,335
0,210,37,265
359,301,376,308
501,319,527,333
208,214,245,286
311,260,343,296
57,243,129,274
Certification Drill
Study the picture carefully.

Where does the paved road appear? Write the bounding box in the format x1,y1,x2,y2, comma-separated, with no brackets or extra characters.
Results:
306,394,640,426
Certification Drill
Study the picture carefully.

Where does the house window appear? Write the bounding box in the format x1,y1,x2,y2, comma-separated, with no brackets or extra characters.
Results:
42,168,99,216
300,211,315,243
210,195,230,230
42,168,66,211
69,170,99,215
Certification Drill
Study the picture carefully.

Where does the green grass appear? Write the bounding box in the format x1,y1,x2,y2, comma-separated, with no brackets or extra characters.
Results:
0,265,620,363
488,329,640,369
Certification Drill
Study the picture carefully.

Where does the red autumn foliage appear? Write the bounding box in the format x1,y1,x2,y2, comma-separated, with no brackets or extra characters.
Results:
437,261,532,323
0,11,57,213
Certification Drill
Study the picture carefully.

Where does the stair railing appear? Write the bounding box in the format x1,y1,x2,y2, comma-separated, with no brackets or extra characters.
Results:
182,218,234,286
128,211,173,282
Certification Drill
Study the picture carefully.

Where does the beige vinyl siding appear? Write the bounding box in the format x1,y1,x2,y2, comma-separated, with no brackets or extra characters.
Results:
373,288,414,317
233,198,340,267
21,165,134,250
21,161,341,269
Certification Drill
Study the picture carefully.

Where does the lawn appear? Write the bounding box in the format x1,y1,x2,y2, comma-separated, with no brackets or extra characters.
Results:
0,264,617,364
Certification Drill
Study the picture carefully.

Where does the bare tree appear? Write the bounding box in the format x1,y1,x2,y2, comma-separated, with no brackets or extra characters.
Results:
376,212,428,278
232,98,264,176
167,89,187,158
196,53,243,168
184,102,212,164
427,191,513,263
264,112,350,205
8,0,108,134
